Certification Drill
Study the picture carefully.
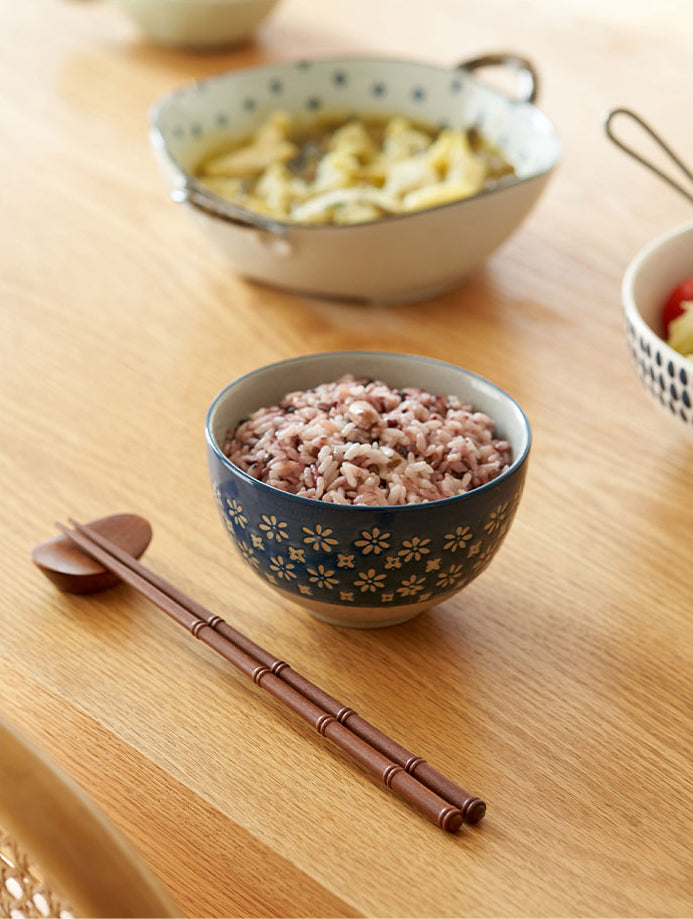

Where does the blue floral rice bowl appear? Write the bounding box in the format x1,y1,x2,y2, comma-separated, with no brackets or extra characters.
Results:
205,352,531,627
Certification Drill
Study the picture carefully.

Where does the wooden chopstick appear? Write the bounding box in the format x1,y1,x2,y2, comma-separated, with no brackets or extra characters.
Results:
57,520,467,833
67,518,486,824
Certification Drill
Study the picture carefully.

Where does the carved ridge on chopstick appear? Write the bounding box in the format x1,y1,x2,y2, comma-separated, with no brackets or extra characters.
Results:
58,518,484,829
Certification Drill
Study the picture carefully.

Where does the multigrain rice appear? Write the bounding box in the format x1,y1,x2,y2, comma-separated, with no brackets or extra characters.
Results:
223,375,512,505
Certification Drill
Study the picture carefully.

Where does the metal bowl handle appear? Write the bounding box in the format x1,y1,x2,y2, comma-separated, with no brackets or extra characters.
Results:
457,53,539,105
171,181,289,235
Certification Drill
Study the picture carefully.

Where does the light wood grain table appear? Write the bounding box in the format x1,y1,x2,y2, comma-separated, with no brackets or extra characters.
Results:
1,1,692,916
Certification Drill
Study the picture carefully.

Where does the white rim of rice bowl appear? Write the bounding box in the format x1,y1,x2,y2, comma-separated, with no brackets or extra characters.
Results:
205,351,531,510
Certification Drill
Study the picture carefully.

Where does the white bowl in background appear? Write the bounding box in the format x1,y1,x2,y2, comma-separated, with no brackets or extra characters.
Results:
621,220,693,434
112,0,281,50
150,54,561,303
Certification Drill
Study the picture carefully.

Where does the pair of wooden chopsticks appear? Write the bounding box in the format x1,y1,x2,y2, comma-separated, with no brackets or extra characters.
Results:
57,518,485,833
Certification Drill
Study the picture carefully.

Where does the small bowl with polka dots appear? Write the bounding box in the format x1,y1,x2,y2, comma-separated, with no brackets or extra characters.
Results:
150,54,560,303
205,351,531,628
622,220,693,436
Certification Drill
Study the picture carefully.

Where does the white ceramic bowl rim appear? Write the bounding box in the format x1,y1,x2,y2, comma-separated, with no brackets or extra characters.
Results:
150,55,561,234
621,219,693,353
622,219,693,308
205,351,532,512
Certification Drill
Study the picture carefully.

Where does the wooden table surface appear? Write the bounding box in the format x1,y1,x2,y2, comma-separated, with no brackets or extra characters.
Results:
1,1,692,916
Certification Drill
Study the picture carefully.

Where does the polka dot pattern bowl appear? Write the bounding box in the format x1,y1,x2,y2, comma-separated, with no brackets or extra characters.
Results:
205,352,531,628
622,221,693,435
150,56,560,303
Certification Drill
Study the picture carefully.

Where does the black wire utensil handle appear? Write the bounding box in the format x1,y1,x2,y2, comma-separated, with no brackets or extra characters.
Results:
604,107,693,205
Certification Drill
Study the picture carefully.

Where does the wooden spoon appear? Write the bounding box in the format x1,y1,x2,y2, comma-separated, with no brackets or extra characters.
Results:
31,513,152,594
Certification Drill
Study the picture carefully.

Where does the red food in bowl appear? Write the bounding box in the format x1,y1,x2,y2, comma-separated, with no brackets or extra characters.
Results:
662,277,693,336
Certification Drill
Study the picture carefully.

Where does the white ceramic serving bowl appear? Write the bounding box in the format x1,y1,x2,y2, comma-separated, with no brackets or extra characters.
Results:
150,54,561,303
111,0,280,50
205,351,531,628
621,220,693,435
